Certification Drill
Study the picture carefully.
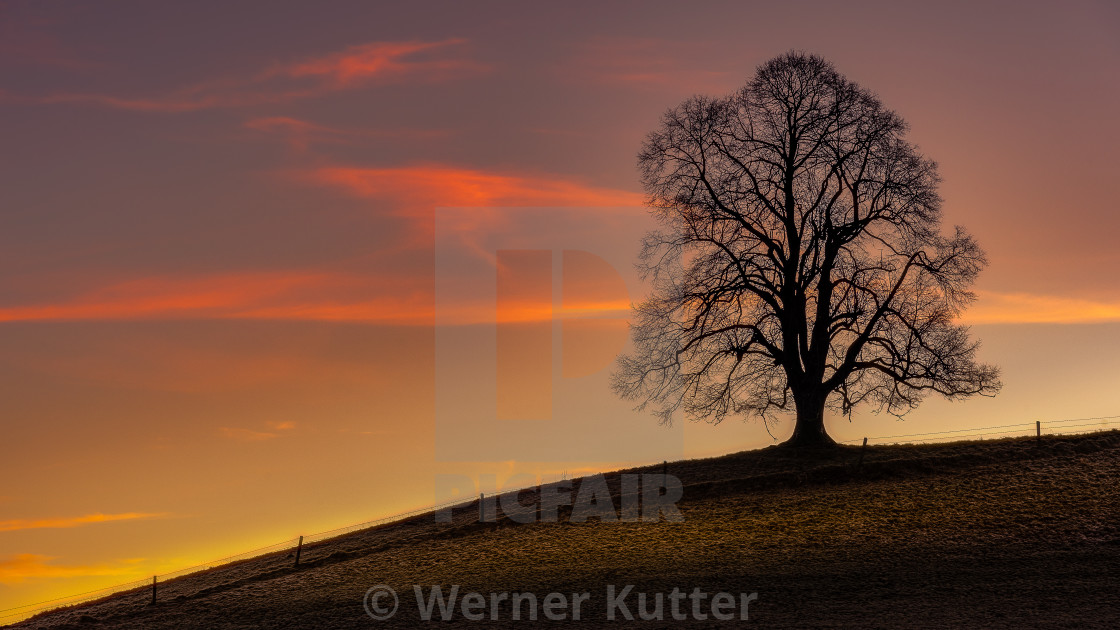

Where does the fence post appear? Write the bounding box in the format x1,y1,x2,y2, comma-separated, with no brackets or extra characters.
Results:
1036,421,1041,442
478,493,484,522
294,536,303,568
856,437,868,472
151,575,157,605
662,460,667,477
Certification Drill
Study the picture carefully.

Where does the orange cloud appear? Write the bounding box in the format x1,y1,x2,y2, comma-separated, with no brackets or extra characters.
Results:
21,39,481,112
0,554,141,585
0,262,634,327
963,292,1120,324
299,165,647,256
0,168,643,326
0,513,165,533
219,427,279,442
12,332,413,395
219,421,296,442
293,166,647,327
0,271,433,324
304,165,645,211
277,39,479,87
488,299,631,325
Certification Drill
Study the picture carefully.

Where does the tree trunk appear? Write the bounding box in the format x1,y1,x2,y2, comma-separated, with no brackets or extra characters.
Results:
784,391,836,448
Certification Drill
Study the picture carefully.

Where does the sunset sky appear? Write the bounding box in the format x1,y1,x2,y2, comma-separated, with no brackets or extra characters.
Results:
2,0,1119,618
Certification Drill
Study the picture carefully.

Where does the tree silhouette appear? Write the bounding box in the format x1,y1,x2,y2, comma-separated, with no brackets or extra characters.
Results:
613,52,1001,447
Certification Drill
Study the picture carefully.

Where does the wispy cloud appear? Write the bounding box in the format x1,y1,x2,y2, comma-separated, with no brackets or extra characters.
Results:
302,165,645,213
218,427,277,442
0,167,642,326
298,164,647,255
965,291,1120,324
14,338,400,394
11,265,1110,328
277,39,480,87
0,512,165,533
219,421,296,442
0,554,143,584
0,271,432,324
18,39,483,112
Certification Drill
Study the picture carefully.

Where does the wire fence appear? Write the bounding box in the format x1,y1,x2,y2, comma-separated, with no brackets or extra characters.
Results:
0,496,474,626
838,414,1120,445
2,413,1118,625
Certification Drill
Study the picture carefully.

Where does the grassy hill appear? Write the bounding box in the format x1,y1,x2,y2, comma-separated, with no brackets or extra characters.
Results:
11,431,1120,629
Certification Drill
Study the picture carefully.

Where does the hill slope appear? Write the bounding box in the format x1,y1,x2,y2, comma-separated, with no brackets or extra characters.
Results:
12,431,1120,629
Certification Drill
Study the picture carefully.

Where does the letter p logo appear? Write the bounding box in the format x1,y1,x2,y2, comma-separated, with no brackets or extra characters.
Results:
496,249,630,420
433,206,682,463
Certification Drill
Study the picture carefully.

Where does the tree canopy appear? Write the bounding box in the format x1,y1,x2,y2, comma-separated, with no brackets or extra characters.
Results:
613,52,1001,446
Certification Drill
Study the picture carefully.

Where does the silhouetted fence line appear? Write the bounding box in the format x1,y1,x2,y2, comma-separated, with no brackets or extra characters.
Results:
0,578,154,625
840,414,1120,446
3,414,1119,625
0,496,473,625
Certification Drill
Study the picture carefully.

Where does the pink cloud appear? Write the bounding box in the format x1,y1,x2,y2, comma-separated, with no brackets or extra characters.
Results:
276,39,481,87
19,38,484,112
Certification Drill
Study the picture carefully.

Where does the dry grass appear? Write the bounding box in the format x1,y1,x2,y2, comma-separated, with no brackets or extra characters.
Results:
11,431,1120,629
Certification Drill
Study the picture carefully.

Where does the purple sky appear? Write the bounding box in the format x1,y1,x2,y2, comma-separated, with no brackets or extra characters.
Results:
1,0,1119,617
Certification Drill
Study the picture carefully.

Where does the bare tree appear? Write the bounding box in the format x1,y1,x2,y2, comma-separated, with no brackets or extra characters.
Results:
613,52,1001,447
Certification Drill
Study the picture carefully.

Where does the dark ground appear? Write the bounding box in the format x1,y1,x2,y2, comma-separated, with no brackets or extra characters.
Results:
9,431,1120,628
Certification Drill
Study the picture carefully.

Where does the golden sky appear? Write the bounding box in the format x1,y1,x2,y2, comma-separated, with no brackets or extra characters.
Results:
1,0,1119,619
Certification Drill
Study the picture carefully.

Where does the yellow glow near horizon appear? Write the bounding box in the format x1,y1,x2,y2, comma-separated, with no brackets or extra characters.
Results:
2,1,1118,622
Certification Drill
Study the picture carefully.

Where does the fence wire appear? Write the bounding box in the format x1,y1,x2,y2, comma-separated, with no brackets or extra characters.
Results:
841,415,1120,445
0,497,470,625
3,415,1118,625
